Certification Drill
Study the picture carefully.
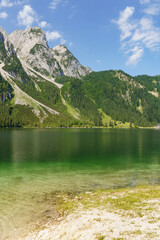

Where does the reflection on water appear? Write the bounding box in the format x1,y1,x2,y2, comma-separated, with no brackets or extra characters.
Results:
0,128,160,239
1,128,160,193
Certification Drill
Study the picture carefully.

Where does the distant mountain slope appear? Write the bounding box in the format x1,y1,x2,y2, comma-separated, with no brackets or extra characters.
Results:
52,45,91,78
0,25,160,128
57,71,160,127
82,71,160,126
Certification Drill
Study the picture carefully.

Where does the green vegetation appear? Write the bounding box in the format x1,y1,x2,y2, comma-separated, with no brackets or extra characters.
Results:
98,109,131,128
3,55,30,83
0,104,38,128
0,32,27,80
52,59,63,76
16,76,65,112
0,33,7,61
82,71,160,126
30,44,46,55
53,45,77,68
1,23,160,128
33,66,40,72
13,74,80,127
30,28,43,35
2,56,160,128
58,185,160,215
57,71,160,127
61,90,80,120
61,78,102,126
42,111,78,128
135,74,160,92
30,44,63,76
56,76,76,84
53,49,60,56
0,74,13,101
0,74,39,127
0,74,13,127
97,235,105,240
60,49,76,68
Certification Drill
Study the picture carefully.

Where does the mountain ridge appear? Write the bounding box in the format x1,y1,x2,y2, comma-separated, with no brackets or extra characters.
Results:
0,26,160,128
8,26,91,78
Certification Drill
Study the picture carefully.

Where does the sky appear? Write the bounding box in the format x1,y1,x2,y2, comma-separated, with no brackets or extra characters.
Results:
0,0,160,76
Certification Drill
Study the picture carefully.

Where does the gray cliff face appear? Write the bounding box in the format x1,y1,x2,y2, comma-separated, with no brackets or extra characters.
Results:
8,27,63,77
8,27,92,78
52,45,92,78
0,27,15,61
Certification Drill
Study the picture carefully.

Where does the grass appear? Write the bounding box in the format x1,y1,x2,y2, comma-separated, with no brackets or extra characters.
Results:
58,185,160,216
54,185,160,239
8,184,159,239
98,108,112,126
96,235,106,240
98,109,131,128
137,99,143,114
60,90,80,120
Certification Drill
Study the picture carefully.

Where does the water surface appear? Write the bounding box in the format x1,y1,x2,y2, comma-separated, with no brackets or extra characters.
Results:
0,128,160,239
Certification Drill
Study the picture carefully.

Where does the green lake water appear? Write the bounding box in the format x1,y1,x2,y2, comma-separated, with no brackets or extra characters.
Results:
0,128,160,239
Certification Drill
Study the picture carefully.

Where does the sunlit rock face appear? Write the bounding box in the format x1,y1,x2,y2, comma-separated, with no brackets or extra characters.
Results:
0,26,15,61
8,27,92,78
52,45,92,78
8,27,62,77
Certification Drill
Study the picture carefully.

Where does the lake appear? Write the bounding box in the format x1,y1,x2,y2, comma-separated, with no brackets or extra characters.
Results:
0,128,160,239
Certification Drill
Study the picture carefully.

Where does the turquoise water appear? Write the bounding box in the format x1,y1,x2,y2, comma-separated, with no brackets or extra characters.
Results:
0,128,160,239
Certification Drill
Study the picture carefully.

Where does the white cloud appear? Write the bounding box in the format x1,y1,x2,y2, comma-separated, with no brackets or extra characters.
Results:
0,11,7,18
68,5,76,20
113,7,136,41
144,4,160,15
69,42,73,46
49,0,69,10
50,0,61,10
17,5,37,27
140,0,160,15
126,47,144,65
0,0,13,8
18,5,51,29
131,18,160,50
114,5,160,65
39,21,50,28
0,0,24,8
140,0,150,4
60,38,66,44
39,21,47,28
46,31,62,41
46,30,66,45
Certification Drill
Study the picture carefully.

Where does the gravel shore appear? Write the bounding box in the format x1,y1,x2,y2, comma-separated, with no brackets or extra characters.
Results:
21,186,160,240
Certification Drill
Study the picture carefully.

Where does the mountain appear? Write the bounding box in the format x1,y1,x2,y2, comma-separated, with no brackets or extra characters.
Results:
8,26,91,78
52,45,91,78
0,26,160,128
0,26,15,61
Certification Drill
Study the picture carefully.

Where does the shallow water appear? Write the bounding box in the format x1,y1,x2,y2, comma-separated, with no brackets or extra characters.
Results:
0,128,160,239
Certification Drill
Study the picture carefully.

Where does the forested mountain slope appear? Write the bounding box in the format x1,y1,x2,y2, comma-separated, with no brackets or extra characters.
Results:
0,26,160,128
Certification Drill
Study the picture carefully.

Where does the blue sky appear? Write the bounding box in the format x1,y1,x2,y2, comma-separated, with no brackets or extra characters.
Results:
0,0,160,76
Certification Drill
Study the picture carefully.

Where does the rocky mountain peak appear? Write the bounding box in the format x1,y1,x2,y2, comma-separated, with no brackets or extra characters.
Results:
8,26,62,76
8,26,48,56
52,44,92,78
1,26,91,78
52,44,68,54
0,26,7,39
0,27,15,60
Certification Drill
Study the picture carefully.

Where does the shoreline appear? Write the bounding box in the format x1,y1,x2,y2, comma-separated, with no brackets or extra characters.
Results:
21,185,160,240
0,126,157,130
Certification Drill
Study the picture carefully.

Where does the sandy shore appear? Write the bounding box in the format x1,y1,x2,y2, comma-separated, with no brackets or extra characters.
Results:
20,185,160,240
